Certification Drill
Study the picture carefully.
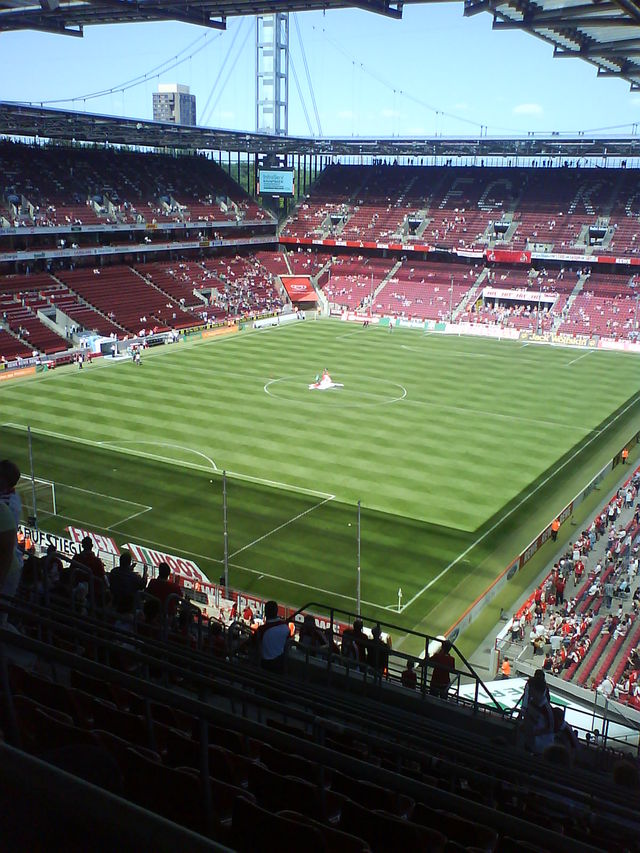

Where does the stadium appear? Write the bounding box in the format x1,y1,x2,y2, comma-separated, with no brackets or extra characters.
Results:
1,1,640,849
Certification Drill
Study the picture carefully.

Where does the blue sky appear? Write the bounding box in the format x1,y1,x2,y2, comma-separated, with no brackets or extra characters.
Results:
2,4,638,137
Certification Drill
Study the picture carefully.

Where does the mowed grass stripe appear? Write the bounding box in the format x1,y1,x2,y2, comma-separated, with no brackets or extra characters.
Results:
2,321,639,631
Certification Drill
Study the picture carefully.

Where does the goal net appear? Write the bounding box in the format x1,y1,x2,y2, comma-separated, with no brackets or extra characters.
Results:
16,475,57,524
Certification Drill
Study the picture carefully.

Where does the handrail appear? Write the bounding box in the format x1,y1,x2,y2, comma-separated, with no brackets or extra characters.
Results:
288,601,506,716
0,588,636,816
0,617,634,851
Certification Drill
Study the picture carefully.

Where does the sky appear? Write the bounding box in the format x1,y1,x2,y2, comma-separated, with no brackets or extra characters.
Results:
1,3,639,139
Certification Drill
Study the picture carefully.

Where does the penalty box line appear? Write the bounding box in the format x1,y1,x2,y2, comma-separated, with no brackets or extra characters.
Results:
2,423,334,501
226,560,386,611
228,495,334,559
398,388,640,615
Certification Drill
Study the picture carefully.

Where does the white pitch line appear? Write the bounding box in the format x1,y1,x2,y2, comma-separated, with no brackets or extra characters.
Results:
100,440,218,471
567,350,594,367
220,469,335,500
264,376,407,407
227,560,386,609
229,496,334,559
407,398,589,433
401,344,488,358
54,481,151,510
399,388,640,613
2,423,335,501
106,506,153,530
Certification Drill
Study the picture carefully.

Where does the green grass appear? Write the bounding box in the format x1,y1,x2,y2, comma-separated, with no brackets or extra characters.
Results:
1,320,639,645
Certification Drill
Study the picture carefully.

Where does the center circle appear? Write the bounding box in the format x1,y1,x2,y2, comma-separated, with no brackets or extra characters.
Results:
264,374,407,407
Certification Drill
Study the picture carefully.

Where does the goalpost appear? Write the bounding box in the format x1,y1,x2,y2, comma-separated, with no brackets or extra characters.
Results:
16,474,57,525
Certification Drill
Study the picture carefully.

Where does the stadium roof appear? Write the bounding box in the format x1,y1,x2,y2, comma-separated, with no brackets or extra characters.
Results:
0,0,414,36
3,101,640,157
464,0,640,90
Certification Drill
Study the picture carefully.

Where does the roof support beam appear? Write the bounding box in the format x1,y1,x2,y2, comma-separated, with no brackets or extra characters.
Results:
554,37,640,56
463,0,493,17
85,0,227,29
350,0,404,19
493,15,635,29
0,18,83,35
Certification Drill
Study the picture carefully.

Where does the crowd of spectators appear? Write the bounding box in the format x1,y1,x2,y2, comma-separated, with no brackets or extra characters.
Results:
506,473,640,708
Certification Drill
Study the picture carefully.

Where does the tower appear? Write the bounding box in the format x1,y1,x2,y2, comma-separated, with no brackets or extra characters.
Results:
255,13,289,136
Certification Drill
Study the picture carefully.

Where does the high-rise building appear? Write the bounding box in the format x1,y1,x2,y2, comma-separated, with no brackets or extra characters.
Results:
152,84,196,126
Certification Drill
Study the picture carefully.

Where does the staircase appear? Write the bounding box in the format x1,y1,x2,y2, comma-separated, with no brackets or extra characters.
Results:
552,274,588,331
281,248,293,275
373,261,402,303
308,259,333,314
453,268,489,320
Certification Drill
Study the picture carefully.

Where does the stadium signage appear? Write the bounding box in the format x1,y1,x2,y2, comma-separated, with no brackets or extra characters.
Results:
0,367,36,382
485,249,531,264
66,526,120,556
253,313,301,329
125,543,208,584
518,503,573,569
482,286,556,304
19,524,81,557
598,338,640,353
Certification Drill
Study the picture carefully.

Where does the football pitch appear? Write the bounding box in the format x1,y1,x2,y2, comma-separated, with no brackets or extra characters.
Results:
1,320,639,643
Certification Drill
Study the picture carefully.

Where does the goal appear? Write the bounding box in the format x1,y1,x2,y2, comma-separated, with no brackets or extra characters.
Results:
16,475,57,524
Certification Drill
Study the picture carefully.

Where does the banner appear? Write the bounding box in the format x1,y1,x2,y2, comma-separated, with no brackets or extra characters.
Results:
0,366,36,382
125,542,209,584
66,526,120,556
253,313,301,330
518,502,573,569
19,524,81,559
485,249,531,265
280,275,317,302
598,338,640,353
445,322,520,340
482,286,556,304
202,325,238,340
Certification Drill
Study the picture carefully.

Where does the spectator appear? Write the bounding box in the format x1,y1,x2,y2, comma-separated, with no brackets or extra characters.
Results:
298,613,328,656
519,669,554,754
146,561,182,616
39,544,62,598
367,623,389,678
429,639,455,699
109,550,147,610
0,459,22,528
255,599,291,673
604,579,614,609
0,497,21,620
553,706,579,756
341,618,367,668
500,656,511,679
73,536,106,583
401,659,418,689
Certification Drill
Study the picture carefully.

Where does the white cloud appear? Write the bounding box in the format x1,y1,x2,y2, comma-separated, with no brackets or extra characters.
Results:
512,102,544,117
381,108,401,119
454,102,469,111
337,109,354,119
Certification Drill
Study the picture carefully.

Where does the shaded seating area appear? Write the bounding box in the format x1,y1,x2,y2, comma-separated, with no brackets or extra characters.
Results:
1,584,639,852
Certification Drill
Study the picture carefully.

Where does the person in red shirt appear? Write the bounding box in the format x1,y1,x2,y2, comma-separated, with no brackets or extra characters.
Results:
429,640,455,699
73,536,105,581
72,536,107,606
146,561,182,616
401,659,418,689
